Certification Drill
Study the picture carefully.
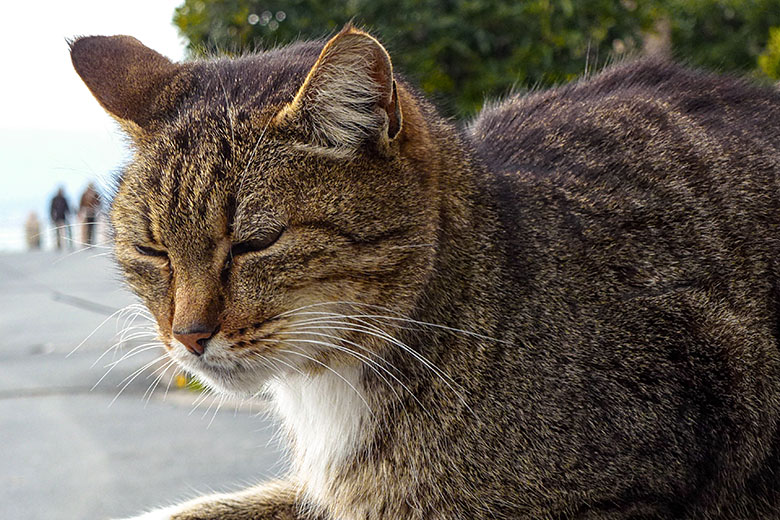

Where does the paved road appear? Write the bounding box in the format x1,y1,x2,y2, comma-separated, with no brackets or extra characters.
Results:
0,250,287,519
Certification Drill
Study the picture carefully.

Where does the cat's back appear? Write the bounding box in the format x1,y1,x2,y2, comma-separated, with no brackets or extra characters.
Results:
466,58,780,346
468,58,780,181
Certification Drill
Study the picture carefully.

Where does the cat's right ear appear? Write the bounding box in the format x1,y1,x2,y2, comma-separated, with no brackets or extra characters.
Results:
272,25,403,154
70,35,185,137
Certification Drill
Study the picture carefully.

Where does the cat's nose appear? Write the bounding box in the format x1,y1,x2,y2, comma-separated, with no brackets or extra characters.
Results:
173,327,215,356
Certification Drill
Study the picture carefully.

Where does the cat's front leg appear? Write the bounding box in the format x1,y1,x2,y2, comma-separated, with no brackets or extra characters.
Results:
114,479,318,520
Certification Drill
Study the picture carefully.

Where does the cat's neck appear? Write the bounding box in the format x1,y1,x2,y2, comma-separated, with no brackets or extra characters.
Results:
266,364,371,505
400,88,505,328
415,117,507,345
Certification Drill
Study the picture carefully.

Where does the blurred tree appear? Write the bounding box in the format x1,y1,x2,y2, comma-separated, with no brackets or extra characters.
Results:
173,0,656,116
173,0,780,116
663,0,780,76
758,26,780,80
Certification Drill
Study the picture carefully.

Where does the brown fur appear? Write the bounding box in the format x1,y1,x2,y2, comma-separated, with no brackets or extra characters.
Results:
71,24,780,519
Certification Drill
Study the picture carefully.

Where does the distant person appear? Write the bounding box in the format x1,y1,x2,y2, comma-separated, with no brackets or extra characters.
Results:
78,182,101,246
24,212,41,250
49,187,71,250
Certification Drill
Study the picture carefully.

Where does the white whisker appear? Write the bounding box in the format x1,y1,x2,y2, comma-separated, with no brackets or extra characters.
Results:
281,332,432,419
208,394,228,428
143,358,177,405
91,333,158,368
67,304,133,357
109,354,168,406
278,305,479,419
189,383,213,416
276,343,374,417
201,390,219,420
103,343,164,369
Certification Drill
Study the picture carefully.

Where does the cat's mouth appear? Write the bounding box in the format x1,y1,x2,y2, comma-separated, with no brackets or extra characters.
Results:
165,320,337,395
168,337,281,395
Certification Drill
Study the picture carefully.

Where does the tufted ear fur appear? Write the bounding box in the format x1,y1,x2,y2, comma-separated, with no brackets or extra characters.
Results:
273,25,403,152
70,35,185,136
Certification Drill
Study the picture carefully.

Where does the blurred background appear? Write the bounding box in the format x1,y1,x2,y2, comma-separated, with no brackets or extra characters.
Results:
2,1,780,518
173,0,780,116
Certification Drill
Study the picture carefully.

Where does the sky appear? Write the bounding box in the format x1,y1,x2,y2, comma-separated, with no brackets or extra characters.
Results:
0,0,186,251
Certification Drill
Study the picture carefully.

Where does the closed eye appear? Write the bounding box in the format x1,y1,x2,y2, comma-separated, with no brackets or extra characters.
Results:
135,244,168,257
231,228,284,257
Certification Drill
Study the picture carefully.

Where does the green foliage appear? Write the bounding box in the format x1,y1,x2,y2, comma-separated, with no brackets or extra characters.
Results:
758,26,780,80
664,0,780,74
173,0,656,116
172,0,780,116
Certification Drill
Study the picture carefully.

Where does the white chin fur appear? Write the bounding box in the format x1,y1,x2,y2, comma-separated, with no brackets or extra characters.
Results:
168,336,279,396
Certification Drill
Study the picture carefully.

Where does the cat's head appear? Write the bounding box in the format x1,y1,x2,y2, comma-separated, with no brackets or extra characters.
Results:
70,26,441,395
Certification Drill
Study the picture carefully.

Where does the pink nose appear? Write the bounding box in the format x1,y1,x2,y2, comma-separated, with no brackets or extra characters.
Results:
172,328,215,356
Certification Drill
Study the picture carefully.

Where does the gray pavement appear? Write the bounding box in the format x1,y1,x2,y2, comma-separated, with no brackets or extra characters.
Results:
0,249,287,520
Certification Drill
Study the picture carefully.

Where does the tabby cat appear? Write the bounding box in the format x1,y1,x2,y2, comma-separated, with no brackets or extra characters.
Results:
71,25,780,519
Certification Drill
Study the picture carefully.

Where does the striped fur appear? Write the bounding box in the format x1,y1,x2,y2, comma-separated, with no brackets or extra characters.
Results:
72,24,780,520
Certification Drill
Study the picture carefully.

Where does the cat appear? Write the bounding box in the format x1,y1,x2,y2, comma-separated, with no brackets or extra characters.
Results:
70,24,780,519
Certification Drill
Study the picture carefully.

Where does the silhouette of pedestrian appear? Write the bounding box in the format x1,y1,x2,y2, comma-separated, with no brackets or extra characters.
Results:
25,212,41,250
49,187,71,250
79,182,101,246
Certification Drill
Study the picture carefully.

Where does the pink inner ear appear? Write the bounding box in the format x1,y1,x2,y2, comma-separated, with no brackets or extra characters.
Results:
364,42,394,102
363,42,402,139
70,35,180,128
386,81,402,140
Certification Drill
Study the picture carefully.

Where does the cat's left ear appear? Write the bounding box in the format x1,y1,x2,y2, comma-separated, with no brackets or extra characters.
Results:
273,25,403,152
